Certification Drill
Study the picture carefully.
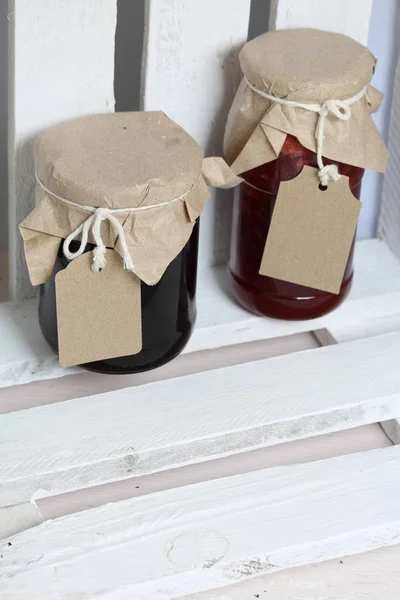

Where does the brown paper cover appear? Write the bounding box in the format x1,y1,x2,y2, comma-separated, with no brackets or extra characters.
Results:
20,112,218,287
224,28,388,175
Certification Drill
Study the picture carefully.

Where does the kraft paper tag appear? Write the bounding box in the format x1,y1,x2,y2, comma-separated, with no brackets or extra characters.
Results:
56,250,142,367
259,166,361,294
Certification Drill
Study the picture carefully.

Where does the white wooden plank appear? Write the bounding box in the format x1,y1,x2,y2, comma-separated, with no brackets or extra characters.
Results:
0,502,43,541
0,249,8,301
0,333,319,414
380,56,400,260
2,445,400,600
36,423,391,522
189,545,400,600
1,239,400,389
269,0,373,45
1,330,400,507
0,0,7,257
313,315,400,450
8,0,117,301
381,419,400,445
142,0,251,269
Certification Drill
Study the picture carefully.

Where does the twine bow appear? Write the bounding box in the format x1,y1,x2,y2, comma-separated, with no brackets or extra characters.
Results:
35,172,187,273
63,206,135,273
244,77,367,186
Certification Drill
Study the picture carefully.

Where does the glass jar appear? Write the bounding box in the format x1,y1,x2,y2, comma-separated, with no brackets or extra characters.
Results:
228,135,364,320
39,221,199,374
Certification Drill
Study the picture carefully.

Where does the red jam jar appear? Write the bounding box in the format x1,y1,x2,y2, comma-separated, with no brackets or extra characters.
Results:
224,28,387,320
228,135,364,320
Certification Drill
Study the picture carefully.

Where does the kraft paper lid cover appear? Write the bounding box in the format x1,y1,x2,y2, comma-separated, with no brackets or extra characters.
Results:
224,28,388,175
20,111,214,287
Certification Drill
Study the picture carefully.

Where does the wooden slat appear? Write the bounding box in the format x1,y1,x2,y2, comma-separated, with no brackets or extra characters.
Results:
2,446,400,599
2,330,400,507
142,0,252,269
0,502,43,541
35,423,391,522
380,57,400,260
0,2,7,264
269,0,373,45
8,0,117,301
315,314,400,449
1,239,400,389
190,545,400,600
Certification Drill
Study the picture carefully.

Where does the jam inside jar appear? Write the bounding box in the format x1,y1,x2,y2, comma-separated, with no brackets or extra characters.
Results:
228,135,364,320
39,221,199,374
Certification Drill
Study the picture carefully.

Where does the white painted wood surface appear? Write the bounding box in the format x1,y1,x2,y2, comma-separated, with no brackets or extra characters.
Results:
2,330,400,507
142,0,251,269
36,423,391,522
0,334,318,415
1,239,400,389
8,0,117,301
0,502,42,540
2,446,400,600
381,419,400,445
188,544,400,600
269,0,373,45
380,56,400,260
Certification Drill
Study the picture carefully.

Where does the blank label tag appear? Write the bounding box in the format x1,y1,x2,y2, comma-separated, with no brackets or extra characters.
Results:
259,166,361,294
56,250,142,367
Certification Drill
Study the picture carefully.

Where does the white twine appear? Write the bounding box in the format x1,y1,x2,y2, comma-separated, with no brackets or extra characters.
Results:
35,172,186,273
244,77,367,186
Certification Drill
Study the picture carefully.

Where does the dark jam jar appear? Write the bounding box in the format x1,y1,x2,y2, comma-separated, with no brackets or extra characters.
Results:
39,221,199,374
228,135,364,320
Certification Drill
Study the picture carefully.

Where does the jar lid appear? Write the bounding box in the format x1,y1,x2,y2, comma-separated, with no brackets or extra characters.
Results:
240,28,376,103
21,112,211,287
21,111,240,288
224,28,387,175
34,111,204,210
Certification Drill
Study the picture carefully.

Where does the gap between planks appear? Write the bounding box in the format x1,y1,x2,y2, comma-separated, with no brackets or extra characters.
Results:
2,423,391,540
0,332,318,414
315,325,400,449
36,422,391,523
185,544,400,600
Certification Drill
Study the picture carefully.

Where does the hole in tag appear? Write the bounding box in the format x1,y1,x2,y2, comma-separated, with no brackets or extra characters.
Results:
318,183,328,191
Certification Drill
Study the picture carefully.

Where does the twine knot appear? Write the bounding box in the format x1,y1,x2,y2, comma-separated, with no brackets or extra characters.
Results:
35,171,189,273
244,77,367,186
315,100,352,185
63,205,135,273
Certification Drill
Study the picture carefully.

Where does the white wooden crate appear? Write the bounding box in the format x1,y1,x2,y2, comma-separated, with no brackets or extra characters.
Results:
2,0,400,598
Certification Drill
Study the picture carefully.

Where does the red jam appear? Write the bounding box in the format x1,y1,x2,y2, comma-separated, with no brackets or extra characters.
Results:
228,135,364,320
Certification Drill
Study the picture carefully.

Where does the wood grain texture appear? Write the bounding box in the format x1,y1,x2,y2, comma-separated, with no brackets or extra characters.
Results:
0,502,43,541
0,250,8,301
380,57,400,260
36,423,391,522
186,545,400,600
8,0,117,301
142,0,251,269
269,0,373,45
381,419,400,445
2,446,400,599
1,239,400,389
1,330,400,507
0,334,318,414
